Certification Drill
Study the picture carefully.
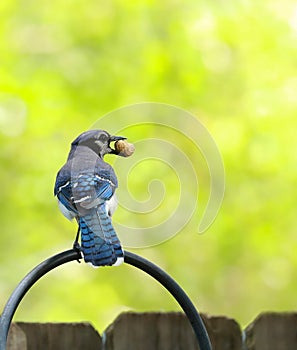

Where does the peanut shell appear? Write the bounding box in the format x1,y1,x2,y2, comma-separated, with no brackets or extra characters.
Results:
115,139,135,157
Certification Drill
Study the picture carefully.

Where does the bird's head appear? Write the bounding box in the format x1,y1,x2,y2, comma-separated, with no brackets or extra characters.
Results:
71,129,126,157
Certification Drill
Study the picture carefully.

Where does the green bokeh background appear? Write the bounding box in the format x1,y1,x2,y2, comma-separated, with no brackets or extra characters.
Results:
1,0,297,331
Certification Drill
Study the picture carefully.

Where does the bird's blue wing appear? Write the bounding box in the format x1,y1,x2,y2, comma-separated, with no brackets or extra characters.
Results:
54,170,78,215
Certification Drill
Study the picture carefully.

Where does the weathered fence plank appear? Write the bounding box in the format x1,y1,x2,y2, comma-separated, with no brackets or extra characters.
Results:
245,312,297,350
104,312,199,350
13,322,101,350
204,315,242,350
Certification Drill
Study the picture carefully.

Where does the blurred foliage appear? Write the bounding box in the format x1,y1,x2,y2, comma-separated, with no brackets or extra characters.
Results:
1,0,297,331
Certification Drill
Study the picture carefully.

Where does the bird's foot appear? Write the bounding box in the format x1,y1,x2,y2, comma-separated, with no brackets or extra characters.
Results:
73,241,82,264
73,241,81,251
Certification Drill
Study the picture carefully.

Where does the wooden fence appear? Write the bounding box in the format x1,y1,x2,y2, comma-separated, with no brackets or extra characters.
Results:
6,311,297,350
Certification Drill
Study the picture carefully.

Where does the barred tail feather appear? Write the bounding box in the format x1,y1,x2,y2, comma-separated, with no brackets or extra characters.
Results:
79,207,124,267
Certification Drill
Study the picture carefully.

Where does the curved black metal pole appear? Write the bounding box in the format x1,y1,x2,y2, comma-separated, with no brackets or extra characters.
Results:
0,250,212,350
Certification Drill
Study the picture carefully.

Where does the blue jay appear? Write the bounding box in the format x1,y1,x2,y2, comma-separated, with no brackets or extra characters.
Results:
54,130,126,267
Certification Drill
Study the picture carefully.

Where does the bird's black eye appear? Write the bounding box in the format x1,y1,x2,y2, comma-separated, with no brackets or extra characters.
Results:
99,134,108,143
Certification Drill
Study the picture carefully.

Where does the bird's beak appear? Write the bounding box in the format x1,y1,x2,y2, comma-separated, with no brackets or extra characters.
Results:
110,135,127,142
109,135,127,154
